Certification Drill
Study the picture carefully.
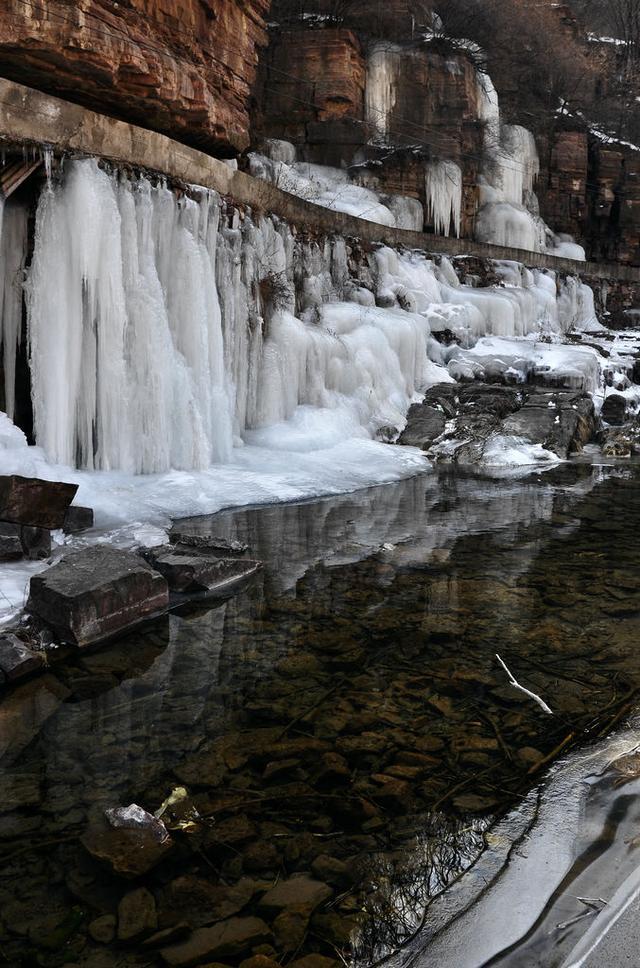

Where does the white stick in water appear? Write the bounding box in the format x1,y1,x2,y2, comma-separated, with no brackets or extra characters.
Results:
495,653,553,715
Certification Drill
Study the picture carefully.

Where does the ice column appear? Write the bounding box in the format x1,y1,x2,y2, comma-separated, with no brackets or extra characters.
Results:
0,199,28,420
425,161,463,237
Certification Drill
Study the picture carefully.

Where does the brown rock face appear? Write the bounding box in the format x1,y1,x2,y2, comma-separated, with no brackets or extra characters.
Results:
0,0,271,155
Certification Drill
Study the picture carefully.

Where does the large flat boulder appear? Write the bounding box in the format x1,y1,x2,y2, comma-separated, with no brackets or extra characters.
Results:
0,475,78,529
26,547,169,647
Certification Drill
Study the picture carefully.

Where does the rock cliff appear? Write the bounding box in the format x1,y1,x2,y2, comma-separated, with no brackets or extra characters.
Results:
0,0,270,155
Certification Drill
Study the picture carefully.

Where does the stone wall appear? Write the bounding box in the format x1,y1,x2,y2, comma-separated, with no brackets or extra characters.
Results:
1,77,636,289
0,0,270,155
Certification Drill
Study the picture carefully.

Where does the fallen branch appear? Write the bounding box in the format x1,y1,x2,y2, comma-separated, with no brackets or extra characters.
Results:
496,653,553,715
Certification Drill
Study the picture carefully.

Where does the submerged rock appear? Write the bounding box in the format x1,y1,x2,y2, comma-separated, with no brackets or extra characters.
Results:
160,916,272,965
26,547,169,647
81,816,173,878
0,475,78,529
258,875,332,915
117,887,158,941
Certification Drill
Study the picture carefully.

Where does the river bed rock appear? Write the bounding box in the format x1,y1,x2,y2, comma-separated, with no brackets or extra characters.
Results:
160,916,272,965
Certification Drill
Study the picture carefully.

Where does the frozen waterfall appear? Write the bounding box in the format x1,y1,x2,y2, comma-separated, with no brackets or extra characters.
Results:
0,158,600,477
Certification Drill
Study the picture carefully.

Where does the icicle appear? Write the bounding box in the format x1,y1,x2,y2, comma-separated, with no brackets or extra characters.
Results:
425,161,462,237
365,43,401,140
41,146,54,184
0,199,28,419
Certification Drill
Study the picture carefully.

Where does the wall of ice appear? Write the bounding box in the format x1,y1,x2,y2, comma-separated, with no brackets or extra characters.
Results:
0,158,601,476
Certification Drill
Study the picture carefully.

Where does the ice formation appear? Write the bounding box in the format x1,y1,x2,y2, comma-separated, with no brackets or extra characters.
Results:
0,198,28,420
365,43,401,140
425,161,462,237
0,159,607,500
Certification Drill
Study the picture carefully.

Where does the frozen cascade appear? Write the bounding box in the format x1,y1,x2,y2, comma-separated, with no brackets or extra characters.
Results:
2,157,600,480
27,159,232,473
425,161,462,237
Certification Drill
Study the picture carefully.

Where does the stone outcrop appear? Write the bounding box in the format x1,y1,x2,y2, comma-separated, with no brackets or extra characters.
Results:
400,383,597,461
0,0,270,155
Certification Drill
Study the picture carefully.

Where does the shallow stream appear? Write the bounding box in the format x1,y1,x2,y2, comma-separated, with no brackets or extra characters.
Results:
2,460,640,967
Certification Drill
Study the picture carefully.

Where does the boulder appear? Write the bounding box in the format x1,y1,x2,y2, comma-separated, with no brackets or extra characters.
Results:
20,526,52,561
258,876,332,915
150,551,262,596
398,405,446,450
26,547,169,646
501,390,595,457
63,505,94,534
0,475,78,529
117,887,158,941
160,917,272,966
601,393,629,425
81,817,173,879
0,634,45,682
0,523,52,561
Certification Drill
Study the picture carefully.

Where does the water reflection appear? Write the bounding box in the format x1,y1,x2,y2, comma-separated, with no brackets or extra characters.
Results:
1,462,639,966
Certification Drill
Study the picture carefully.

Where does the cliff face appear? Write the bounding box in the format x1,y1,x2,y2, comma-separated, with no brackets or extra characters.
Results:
255,7,640,265
0,0,270,155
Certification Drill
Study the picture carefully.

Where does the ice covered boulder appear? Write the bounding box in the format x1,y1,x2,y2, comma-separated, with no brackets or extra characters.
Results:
0,474,78,529
26,547,169,647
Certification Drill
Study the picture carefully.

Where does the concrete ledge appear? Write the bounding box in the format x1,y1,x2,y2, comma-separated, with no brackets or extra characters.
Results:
0,76,637,284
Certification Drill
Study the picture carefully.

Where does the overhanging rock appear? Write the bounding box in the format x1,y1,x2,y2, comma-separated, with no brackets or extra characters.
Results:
26,547,169,647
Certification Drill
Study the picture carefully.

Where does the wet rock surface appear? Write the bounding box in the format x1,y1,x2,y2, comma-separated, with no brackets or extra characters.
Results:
400,382,597,460
3,467,640,965
148,548,263,597
26,546,170,647
0,633,45,681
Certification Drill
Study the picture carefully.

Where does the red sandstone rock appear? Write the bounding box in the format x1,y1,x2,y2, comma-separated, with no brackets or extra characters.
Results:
0,0,270,155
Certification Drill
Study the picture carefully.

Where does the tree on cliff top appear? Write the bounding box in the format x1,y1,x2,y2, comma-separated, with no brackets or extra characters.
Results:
432,0,597,136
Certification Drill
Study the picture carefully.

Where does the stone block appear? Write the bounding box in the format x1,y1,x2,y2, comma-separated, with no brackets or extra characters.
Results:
26,547,169,647
160,917,272,966
0,474,78,529
63,505,94,534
